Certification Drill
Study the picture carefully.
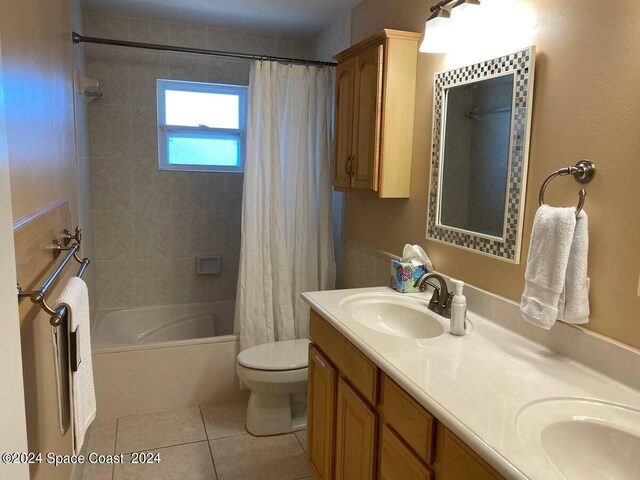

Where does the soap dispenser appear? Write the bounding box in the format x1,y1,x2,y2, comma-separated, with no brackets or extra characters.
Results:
450,280,467,336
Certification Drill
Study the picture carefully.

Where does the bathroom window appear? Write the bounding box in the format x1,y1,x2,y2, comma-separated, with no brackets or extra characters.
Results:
157,79,247,172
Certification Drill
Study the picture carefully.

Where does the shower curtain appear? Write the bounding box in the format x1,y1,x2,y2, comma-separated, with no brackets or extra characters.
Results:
235,60,336,351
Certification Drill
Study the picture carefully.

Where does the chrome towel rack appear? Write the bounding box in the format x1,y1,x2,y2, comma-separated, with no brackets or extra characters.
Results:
17,227,90,327
538,160,596,217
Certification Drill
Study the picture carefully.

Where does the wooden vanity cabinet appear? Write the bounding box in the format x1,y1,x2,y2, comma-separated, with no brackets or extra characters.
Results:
308,344,337,480
332,29,421,198
307,308,505,480
335,378,377,480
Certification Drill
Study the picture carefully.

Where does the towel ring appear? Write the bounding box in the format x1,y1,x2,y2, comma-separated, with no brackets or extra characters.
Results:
538,160,596,217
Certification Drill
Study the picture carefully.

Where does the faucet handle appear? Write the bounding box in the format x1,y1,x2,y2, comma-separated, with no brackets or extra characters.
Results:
429,288,441,308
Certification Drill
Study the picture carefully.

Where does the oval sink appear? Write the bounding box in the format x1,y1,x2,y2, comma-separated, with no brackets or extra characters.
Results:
338,293,446,339
517,398,640,479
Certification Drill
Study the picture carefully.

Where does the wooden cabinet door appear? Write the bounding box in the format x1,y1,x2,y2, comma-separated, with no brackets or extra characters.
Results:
380,425,433,480
335,378,377,480
352,43,384,192
308,345,338,480
441,429,504,480
333,57,356,189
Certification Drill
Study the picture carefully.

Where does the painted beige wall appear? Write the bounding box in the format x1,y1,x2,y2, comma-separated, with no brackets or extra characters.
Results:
0,0,81,478
0,36,30,480
345,0,640,348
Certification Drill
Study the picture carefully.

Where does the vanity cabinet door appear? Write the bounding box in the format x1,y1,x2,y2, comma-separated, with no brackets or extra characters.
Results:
333,57,356,189
352,43,383,192
307,345,337,480
380,425,433,480
441,429,504,480
335,377,377,480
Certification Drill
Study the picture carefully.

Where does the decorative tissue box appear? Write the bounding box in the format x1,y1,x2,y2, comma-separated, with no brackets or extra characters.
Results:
390,260,428,293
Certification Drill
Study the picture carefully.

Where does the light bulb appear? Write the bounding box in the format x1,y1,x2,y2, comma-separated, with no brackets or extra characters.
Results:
419,9,451,54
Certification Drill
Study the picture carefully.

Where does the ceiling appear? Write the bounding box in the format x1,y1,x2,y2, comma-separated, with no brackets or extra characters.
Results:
83,0,360,37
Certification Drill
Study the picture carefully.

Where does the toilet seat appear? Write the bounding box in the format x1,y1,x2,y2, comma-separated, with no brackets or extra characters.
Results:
237,338,310,371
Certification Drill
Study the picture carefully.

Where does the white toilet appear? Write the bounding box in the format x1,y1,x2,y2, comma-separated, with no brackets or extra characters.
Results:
236,338,310,436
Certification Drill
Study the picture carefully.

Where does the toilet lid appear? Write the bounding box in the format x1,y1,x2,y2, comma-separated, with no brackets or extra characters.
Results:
237,339,310,371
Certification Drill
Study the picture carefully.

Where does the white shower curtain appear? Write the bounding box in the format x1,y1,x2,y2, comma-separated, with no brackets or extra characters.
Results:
235,61,336,351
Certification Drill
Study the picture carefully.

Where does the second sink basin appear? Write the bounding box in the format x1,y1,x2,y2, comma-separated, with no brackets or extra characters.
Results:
338,292,446,339
517,398,640,479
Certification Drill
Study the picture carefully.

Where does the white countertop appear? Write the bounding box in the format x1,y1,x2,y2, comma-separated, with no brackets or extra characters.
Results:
302,286,640,480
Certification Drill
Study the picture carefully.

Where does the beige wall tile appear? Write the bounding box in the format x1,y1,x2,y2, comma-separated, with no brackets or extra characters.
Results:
132,162,171,211
88,103,131,157
86,13,129,41
241,32,277,56
91,157,132,210
167,53,209,82
86,46,130,106
276,36,310,60
134,209,172,258
129,18,168,44
166,22,207,49
130,105,158,159
206,27,243,52
207,58,251,86
129,51,168,107
96,260,135,309
94,209,133,260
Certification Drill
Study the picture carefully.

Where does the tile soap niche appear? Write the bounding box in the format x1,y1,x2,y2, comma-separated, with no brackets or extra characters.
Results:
197,256,221,275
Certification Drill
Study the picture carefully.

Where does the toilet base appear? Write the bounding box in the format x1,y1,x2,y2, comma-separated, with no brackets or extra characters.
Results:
246,391,307,436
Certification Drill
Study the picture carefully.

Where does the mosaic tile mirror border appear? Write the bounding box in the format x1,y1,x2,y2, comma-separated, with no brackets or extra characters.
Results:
426,46,536,264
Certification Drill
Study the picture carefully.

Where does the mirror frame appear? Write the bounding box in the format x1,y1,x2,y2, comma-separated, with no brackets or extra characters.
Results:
426,46,536,264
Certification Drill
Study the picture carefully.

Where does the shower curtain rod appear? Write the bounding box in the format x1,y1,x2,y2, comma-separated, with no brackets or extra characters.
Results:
72,32,337,67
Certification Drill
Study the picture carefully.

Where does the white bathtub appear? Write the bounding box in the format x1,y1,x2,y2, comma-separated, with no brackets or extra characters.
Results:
91,302,246,419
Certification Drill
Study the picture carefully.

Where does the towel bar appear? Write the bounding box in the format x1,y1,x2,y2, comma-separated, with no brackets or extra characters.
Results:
538,160,596,217
16,227,90,327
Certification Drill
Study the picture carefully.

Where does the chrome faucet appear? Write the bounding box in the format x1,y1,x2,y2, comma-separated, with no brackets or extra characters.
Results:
413,273,454,319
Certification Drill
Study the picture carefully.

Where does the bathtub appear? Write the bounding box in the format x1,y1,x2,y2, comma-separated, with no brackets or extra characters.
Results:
91,301,246,419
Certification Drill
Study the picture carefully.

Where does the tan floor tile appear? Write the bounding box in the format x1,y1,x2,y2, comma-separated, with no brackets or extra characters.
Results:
210,433,310,480
82,463,114,480
114,441,215,480
82,419,117,480
116,406,206,453
295,429,307,452
87,418,117,454
200,400,248,440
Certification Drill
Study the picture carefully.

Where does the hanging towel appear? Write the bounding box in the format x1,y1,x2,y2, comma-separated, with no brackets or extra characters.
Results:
520,205,578,329
57,277,96,453
51,320,71,436
557,210,590,324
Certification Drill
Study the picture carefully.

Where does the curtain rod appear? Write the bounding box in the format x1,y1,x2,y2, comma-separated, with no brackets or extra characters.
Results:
72,32,337,68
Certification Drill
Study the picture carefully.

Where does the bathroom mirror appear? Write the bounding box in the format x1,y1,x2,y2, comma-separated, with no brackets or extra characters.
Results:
426,46,536,263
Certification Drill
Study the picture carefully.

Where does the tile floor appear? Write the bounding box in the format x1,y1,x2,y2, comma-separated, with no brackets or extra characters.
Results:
81,400,311,480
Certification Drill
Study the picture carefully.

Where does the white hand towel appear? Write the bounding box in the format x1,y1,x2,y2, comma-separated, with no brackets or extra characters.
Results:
520,206,577,329
558,210,590,324
57,277,96,454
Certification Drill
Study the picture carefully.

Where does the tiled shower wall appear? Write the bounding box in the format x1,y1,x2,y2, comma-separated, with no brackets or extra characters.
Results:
86,13,312,310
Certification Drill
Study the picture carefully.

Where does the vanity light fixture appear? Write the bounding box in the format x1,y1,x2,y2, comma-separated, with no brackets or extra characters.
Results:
419,6,451,53
452,0,481,15
419,0,481,53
